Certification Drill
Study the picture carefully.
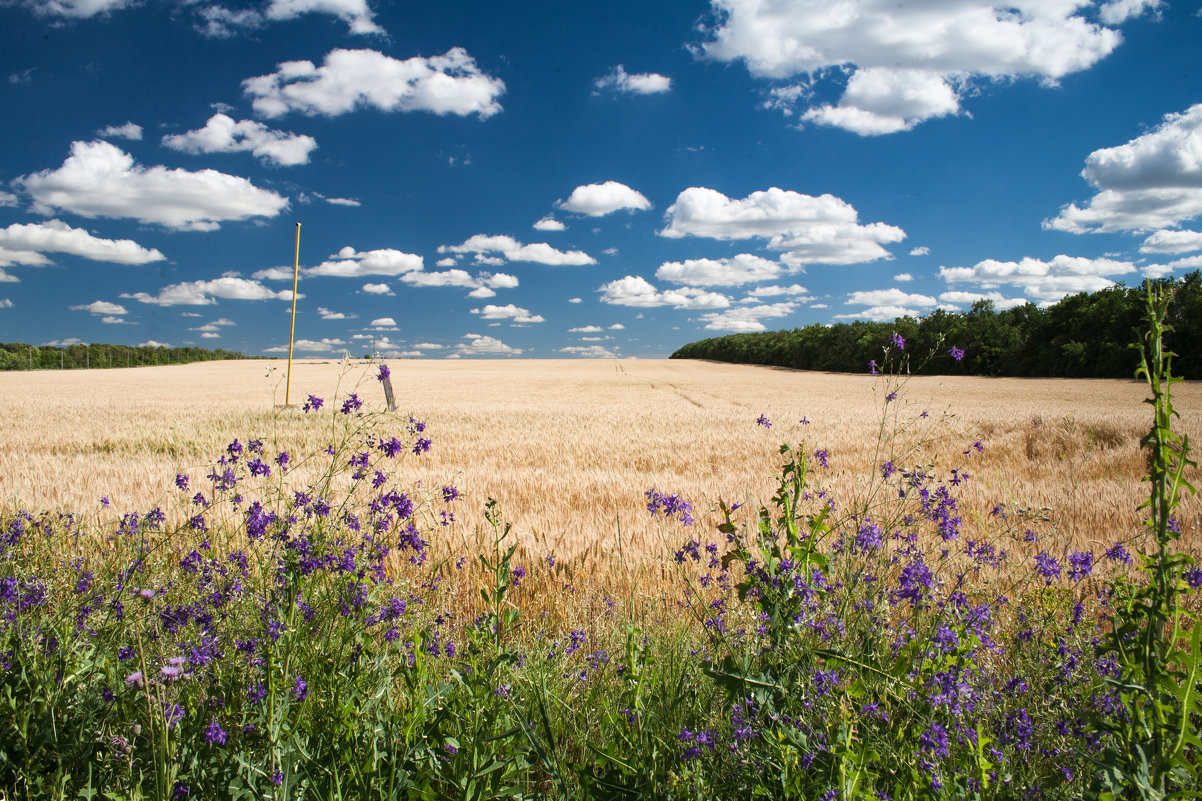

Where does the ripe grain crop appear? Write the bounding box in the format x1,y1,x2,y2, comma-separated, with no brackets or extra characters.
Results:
2,357,1199,604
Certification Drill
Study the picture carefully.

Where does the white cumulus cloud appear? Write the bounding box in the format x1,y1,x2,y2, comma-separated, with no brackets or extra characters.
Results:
306,247,422,278
439,234,594,266
598,275,730,309
1046,104,1202,234
471,303,544,324
70,300,127,315
561,345,619,357
0,219,165,265
656,253,782,286
661,186,904,266
263,0,382,34
1141,229,1202,254
702,0,1142,135
163,114,318,167
23,0,132,17
455,333,521,356
533,216,565,231
940,254,1136,302
123,277,297,306
17,140,288,231
846,288,938,307
97,122,142,140
243,48,505,120
361,283,392,294
594,65,672,95
700,302,796,332
558,181,651,217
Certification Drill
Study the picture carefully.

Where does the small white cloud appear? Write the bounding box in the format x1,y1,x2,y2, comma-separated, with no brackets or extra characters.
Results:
26,0,133,18
743,283,810,299
569,325,602,333
17,140,288,231
244,47,504,119
894,272,914,282
70,300,127,315
700,302,796,332
123,277,297,306
568,297,583,303
455,333,521,356
1141,229,1202,254
138,339,170,348
834,305,922,322
97,122,142,140
656,253,783,287
100,314,127,323
561,344,619,358
264,337,348,353
593,65,671,95
412,342,444,350
845,288,937,307
0,298,13,309
558,181,651,217
909,246,930,256
361,282,392,294
306,247,422,278
370,316,397,327
325,196,360,207
1099,0,1163,25
533,215,565,231
163,113,318,167
608,323,625,330
193,4,264,37
937,290,1028,310
598,275,729,309
439,234,594,266
263,0,383,34
435,257,457,267
471,303,545,323
317,306,357,319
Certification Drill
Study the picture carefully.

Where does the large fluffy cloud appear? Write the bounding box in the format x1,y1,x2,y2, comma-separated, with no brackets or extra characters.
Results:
1046,104,1202,234
17,141,288,231
598,275,729,309
244,48,505,119
557,181,652,217
0,219,164,265
940,254,1136,302
439,234,595,266
163,114,318,167
661,186,904,265
702,0,1143,134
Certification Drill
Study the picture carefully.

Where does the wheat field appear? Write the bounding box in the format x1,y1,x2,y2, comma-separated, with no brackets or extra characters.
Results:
2,358,1200,604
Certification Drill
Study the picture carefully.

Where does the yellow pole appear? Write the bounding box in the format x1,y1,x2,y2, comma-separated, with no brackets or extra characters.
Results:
285,222,301,406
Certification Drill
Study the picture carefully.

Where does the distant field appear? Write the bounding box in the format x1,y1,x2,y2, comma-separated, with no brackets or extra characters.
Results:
2,358,1199,597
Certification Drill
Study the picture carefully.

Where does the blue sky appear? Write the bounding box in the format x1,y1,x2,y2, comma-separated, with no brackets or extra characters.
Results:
1,0,1200,358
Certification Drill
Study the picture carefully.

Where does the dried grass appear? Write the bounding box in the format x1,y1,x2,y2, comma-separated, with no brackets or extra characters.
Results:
2,359,1199,607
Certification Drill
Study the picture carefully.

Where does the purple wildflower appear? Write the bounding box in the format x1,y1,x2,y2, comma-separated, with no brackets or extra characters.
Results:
377,364,390,382
756,414,772,428
1035,552,1061,584
205,719,227,746
868,359,879,375
813,448,829,468
1067,550,1093,581
890,333,905,350
949,345,965,361
292,675,308,701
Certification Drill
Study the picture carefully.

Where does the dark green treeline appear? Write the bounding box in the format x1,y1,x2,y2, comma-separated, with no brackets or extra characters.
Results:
0,343,253,371
670,272,1202,379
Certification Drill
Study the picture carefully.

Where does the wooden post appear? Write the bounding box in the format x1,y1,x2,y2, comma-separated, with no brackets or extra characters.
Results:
381,370,396,412
285,222,301,407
